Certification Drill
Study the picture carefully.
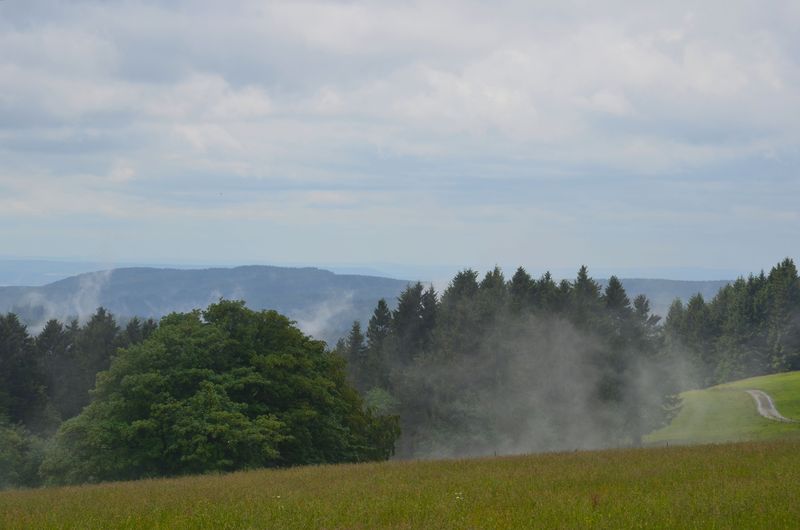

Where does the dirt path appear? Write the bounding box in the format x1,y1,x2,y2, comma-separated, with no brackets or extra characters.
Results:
745,389,796,423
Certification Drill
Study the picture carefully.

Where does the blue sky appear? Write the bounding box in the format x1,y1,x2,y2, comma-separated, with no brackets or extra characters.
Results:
1,1,798,280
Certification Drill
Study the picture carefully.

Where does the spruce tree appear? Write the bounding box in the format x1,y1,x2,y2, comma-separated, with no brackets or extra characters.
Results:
392,283,426,364
570,265,602,328
365,299,392,388
509,267,535,314
536,271,560,313
603,276,631,315
0,314,52,433
367,299,392,352
345,321,368,392
419,286,438,352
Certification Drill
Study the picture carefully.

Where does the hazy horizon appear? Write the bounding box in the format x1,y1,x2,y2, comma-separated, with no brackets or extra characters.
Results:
0,255,765,288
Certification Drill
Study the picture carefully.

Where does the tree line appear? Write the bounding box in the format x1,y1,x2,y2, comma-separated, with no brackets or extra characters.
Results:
336,266,678,457
664,258,800,386
337,259,799,458
0,309,157,487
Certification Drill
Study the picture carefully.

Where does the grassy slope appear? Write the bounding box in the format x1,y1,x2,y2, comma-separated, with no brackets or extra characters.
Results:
719,371,800,418
646,371,800,445
2,440,800,529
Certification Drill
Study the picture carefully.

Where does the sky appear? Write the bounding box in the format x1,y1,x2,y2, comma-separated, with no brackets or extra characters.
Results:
1,0,798,280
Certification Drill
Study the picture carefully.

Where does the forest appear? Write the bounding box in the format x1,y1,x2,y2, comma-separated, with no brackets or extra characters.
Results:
337,259,800,457
1,259,798,488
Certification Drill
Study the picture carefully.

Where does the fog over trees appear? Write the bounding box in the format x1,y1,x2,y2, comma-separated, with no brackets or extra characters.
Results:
337,266,679,457
337,259,799,458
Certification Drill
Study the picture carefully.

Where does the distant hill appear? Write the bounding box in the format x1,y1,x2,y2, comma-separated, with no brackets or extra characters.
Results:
0,259,182,287
0,265,732,344
0,266,411,345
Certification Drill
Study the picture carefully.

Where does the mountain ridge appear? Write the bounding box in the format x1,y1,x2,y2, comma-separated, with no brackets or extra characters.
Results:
0,265,732,344
0,265,412,344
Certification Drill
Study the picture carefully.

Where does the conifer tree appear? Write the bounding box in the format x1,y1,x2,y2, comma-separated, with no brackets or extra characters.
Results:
0,314,51,433
365,299,392,388
367,299,392,352
392,283,426,364
536,271,560,313
345,321,368,391
570,265,602,328
509,267,535,314
419,286,438,352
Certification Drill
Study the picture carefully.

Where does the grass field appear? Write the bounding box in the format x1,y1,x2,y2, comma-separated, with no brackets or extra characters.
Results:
2,440,800,529
646,371,800,445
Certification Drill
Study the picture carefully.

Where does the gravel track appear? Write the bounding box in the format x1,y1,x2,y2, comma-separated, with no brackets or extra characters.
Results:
745,389,796,423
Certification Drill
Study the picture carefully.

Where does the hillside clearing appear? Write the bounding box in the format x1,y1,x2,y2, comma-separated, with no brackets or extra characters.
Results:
646,371,800,445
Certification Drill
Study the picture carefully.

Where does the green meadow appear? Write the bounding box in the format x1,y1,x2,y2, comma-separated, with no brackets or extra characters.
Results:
646,371,800,444
2,440,800,529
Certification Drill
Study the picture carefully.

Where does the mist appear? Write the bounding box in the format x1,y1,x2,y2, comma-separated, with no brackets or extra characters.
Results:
395,315,688,458
340,269,702,459
294,291,355,342
13,270,113,331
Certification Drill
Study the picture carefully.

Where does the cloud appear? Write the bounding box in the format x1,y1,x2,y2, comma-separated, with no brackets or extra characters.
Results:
108,160,136,184
0,0,798,270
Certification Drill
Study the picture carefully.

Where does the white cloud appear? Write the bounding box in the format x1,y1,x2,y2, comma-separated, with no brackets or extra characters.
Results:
172,123,243,153
1,0,798,269
145,74,272,122
583,91,635,116
3,1,798,169
108,160,136,183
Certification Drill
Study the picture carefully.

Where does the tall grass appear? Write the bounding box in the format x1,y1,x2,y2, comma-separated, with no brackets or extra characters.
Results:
2,440,800,529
